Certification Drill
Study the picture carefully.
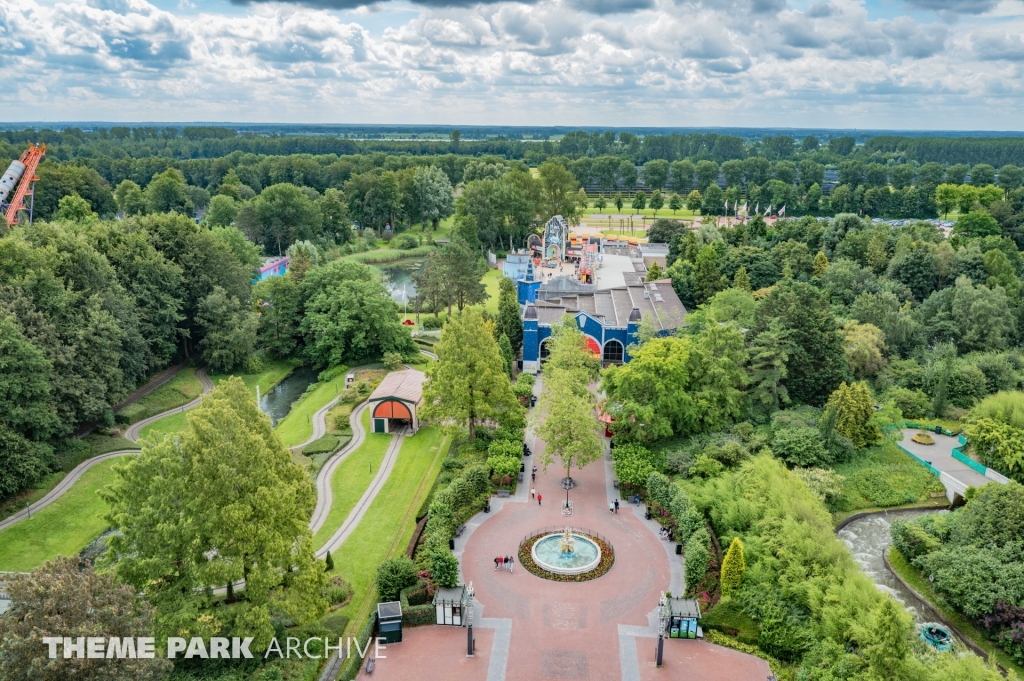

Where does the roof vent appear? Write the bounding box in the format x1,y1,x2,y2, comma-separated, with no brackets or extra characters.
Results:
628,307,642,322
654,294,663,302
644,289,650,299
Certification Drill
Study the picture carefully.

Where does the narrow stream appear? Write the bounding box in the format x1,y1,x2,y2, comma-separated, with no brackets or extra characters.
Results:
838,510,947,627
258,366,318,427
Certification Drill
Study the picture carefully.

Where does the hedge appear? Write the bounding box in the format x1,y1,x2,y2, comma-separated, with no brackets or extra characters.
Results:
400,581,435,627
338,613,377,681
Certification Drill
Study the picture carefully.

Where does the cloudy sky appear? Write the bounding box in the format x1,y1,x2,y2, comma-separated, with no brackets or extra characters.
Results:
1,0,1022,128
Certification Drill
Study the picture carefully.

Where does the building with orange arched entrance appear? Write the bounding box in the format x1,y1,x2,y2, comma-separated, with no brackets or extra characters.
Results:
368,369,426,434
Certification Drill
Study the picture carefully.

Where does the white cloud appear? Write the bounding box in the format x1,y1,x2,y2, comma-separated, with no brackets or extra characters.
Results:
0,0,1022,127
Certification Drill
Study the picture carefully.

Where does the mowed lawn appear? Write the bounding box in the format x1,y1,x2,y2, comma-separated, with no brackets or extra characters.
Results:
329,426,448,632
127,367,202,420
138,409,190,442
275,380,344,448
139,359,303,441
0,457,126,571
312,410,391,548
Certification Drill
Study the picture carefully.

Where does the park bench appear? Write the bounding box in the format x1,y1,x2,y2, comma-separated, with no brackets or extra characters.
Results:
496,490,510,498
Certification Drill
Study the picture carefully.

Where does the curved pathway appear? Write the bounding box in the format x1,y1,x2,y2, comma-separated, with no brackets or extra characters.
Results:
309,402,371,535
125,367,214,442
0,367,215,533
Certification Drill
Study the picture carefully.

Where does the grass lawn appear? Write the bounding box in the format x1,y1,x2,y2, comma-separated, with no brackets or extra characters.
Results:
118,367,202,423
832,440,945,512
275,380,345,448
342,245,435,264
138,410,190,442
328,426,448,635
887,546,1024,677
212,358,301,398
85,433,137,456
0,458,124,571
313,410,392,548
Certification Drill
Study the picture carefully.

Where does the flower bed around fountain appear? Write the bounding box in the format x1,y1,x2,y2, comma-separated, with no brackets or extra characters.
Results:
518,531,615,582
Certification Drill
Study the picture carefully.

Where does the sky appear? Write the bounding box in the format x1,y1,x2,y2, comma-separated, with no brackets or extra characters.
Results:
1,0,1023,129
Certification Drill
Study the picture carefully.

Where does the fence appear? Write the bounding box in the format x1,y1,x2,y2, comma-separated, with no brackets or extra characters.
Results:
951,434,988,476
898,423,1011,488
895,442,941,477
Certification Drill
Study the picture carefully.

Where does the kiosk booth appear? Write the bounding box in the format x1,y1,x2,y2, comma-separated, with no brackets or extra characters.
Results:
432,585,467,626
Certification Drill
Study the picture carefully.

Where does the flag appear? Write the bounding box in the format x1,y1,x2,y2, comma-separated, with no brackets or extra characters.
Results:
754,202,759,215
742,202,748,213
733,201,738,213
779,205,786,217
765,205,772,216
724,199,729,211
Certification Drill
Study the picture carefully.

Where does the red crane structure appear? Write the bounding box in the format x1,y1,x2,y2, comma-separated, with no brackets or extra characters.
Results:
1,143,46,227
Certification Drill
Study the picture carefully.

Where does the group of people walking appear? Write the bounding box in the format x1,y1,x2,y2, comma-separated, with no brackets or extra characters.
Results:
608,498,619,513
494,555,515,572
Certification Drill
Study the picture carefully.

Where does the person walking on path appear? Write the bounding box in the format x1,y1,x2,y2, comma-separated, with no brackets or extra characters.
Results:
508,555,514,573
609,501,615,513
494,556,499,571
531,488,536,499
537,493,542,506
614,498,619,513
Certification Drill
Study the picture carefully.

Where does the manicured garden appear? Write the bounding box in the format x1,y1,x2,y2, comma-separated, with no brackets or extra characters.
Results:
328,426,448,635
0,458,123,571
312,410,393,548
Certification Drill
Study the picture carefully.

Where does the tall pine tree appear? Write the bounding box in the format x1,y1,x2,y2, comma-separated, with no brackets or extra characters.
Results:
496,276,523,354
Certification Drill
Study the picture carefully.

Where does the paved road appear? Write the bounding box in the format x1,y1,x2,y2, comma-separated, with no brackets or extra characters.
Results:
900,428,990,489
124,366,215,442
0,367,215,534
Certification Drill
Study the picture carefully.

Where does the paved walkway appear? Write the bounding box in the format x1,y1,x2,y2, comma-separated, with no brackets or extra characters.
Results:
0,367,216,533
900,429,989,489
360,377,770,681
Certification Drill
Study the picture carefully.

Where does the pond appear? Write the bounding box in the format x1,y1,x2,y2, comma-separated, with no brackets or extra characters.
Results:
379,258,426,304
259,366,318,427
838,510,947,627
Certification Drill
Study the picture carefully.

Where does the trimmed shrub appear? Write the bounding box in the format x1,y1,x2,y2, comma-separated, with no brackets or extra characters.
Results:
377,557,417,602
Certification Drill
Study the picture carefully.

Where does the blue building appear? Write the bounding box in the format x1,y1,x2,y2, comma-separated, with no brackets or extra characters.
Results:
520,278,687,374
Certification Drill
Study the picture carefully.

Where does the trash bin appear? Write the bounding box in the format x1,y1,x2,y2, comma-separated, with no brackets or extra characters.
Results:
675,543,683,555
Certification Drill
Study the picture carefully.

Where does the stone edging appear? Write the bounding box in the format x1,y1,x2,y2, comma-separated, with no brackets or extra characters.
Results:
833,504,949,533
517,532,615,582
835,507,1002,673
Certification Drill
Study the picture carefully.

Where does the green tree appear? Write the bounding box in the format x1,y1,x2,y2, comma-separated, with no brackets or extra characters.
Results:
115,179,147,216
595,195,607,211
205,194,240,227
496,277,523,353
196,286,257,373
437,239,487,314
632,190,647,213
720,537,745,596
642,159,669,189
733,266,752,291
645,262,663,281
686,190,703,213
614,192,624,212
300,260,415,366
376,557,417,601
254,275,301,359
669,192,682,213
537,321,603,484
684,527,711,594
0,556,171,681
649,189,664,216
953,210,1000,238
363,172,404,234
748,319,796,414
53,192,94,221
538,161,582,224
317,188,352,245
498,333,514,379
935,183,959,218
812,251,829,277
842,321,887,378
102,378,326,649
251,183,324,256
611,443,656,489
693,244,725,305
144,168,193,215
826,381,878,448
430,549,460,589
702,184,724,216
860,599,912,681
421,308,522,440
754,279,850,407
413,165,455,230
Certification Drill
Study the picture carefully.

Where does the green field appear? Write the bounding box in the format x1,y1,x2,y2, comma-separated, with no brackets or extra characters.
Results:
313,410,392,548
329,426,448,633
275,380,345,448
213,358,301,397
0,458,125,571
137,409,190,442
341,245,435,264
118,367,202,423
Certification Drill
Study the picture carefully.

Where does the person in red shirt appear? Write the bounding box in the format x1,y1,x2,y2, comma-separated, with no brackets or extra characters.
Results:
537,493,542,506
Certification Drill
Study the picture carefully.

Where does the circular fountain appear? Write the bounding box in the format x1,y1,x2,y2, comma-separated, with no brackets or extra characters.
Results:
530,527,602,575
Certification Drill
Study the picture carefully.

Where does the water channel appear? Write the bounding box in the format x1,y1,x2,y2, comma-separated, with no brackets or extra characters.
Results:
838,510,947,628
379,258,426,304
258,366,318,427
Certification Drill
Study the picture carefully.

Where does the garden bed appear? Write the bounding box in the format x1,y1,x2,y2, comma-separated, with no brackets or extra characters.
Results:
517,533,615,582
